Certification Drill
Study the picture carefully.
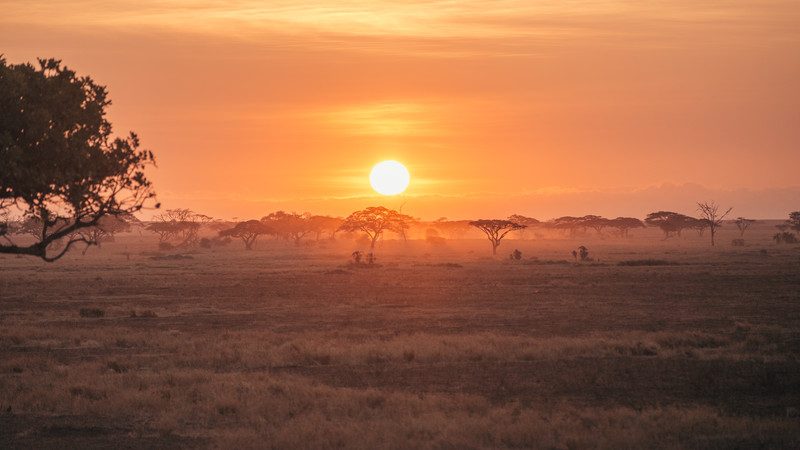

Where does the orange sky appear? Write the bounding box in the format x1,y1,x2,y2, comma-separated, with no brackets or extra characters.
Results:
3,1,799,220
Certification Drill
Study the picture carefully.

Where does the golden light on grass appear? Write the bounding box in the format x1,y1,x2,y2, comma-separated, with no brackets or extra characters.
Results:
369,160,410,195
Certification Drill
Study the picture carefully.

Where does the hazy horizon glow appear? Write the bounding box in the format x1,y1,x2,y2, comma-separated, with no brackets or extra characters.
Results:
2,1,798,220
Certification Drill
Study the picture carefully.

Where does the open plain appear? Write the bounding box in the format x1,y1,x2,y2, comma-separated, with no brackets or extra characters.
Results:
1,226,799,449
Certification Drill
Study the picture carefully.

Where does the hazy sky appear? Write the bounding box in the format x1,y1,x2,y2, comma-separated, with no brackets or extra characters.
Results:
3,1,799,219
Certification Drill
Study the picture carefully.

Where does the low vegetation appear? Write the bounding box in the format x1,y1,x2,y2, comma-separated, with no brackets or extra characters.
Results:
1,226,799,448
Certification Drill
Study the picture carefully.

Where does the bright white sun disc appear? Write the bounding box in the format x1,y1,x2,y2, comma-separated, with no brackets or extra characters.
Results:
370,161,410,195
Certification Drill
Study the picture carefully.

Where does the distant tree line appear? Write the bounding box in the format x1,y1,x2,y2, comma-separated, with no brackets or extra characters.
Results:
4,196,799,257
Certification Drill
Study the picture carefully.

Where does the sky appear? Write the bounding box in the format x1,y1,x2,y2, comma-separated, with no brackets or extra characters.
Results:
2,0,799,220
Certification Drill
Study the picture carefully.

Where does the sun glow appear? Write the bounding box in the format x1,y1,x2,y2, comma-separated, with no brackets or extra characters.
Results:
369,161,410,195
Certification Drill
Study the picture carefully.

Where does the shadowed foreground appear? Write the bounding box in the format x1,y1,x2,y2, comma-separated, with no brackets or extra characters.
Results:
1,237,799,448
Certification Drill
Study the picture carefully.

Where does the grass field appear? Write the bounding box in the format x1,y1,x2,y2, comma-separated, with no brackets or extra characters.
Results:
1,225,799,449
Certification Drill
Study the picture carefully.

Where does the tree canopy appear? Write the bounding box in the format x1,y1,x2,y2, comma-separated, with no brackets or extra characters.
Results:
219,220,273,250
0,57,156,261
469,219,526,255
644,211,701,239
339,206,414,250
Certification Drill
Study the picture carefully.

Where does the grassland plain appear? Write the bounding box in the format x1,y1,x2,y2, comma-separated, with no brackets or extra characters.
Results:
1,227,799,449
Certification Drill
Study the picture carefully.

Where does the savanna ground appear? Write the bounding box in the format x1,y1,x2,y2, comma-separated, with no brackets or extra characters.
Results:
1,223,799,449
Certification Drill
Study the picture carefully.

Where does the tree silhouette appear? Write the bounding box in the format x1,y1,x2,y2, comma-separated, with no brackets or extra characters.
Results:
0,58,156,261
219,220,273,250
734,217,756,237
608,217,645,238
339,206,414,251
644,211,695,239
788,211,800,232
550,216,584,237
469,219,526,255
433,218,473,239
308,215,344,240
697,201,732,246
581,215,611,236
146,208,210,247
261,211,314,246
507,214,540,239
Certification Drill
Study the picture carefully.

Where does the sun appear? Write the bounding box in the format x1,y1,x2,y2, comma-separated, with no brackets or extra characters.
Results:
369,160,410,195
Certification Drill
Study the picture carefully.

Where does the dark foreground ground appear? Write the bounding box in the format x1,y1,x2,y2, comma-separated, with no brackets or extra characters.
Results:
1,234,799,448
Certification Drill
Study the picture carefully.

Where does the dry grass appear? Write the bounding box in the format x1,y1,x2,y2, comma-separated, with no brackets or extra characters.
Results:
1,228,799,448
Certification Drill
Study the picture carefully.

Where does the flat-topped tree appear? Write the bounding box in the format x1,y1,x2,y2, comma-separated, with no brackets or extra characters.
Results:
644,211,695,239
469,219,526,255
0,58,156,261
219,220,273,250
339,206,414,251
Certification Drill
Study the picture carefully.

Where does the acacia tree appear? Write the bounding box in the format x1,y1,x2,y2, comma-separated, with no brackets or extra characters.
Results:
0,58,157,261
644,211,695,239
608,217,645,238
219,220,273,250
697,201,732,246
734,217,756,237
146,208,210,247
77,214,132,247
469,219,526,255
339,206,414,251
308,215,344,240
261,211,314,246
549,216,585,237
433,218,474,239
508,214,540,239
581,215,611,236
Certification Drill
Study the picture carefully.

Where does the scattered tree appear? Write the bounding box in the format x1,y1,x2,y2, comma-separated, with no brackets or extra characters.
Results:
644,211,695,239
608,217,645,238
734,217,756,237
261,211,315,246
549,216,584,237
146,208,210,247
787,211,800,232
508,214,540,239
697,201,732,246
581,215,612,236
76,214,132,248
308,215,344,240
0,57,157,261
219,220,273,250
469,219,526,255
339,206,414,251
432,218,473,239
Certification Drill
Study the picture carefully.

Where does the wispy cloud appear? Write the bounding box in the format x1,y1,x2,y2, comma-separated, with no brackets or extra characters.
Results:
7,1,797,56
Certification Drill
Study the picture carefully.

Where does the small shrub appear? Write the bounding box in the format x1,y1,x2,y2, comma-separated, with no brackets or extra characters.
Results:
79,308,104,318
